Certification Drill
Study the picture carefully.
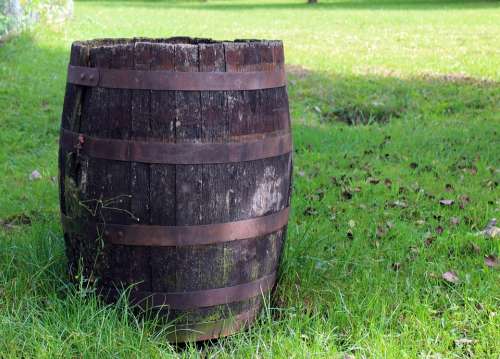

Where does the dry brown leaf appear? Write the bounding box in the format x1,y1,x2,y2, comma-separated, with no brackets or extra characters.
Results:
342,190,353,200
476,218,500,239
454,338,476,346
484,255,498,268
376,225,387,238
29,170,42,181
458,194,470,209
439,199,454,206
391,200,408,208
424,233,436,246
442,271,459,284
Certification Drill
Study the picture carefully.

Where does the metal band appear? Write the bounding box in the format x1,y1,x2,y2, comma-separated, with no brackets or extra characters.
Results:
67,65,287,91
106,272,276,310
62,207,289,247
167,307,260,342
60,129,292,164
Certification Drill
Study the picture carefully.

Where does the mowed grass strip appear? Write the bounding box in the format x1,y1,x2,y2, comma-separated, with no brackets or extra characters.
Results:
0,0,499,357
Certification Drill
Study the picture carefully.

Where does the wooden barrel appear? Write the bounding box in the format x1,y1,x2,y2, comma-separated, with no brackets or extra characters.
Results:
58,37,292,342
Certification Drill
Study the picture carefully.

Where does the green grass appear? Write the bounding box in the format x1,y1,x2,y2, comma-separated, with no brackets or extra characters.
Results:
1,0,499,357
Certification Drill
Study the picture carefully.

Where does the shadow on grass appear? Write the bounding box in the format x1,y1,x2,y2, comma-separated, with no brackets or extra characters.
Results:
76,0,500,11
286,63,498,127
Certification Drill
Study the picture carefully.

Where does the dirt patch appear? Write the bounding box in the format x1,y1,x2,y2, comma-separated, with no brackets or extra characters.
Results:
359,67,497,87
420,72,497,87
286,64,313,79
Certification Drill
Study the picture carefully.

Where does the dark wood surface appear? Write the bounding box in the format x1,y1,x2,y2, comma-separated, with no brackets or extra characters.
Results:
59,38,292,339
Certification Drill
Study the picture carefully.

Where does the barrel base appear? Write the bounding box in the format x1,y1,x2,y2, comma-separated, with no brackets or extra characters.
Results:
166,307,259,342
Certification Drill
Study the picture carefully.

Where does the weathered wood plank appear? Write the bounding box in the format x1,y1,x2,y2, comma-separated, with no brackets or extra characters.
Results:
173,43,207,294
60,42,89,276
149,42,178,294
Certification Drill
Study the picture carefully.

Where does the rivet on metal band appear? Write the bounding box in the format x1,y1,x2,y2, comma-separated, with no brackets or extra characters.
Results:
67,65,287,91
62,207,289,247
105,272,276,310
60,129,292,165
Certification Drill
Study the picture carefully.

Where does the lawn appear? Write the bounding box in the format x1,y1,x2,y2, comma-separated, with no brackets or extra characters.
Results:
0,0,499,357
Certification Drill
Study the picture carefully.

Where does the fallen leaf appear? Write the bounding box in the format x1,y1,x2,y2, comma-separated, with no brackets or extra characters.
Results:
463,166,478,175
454,338,475,346
29,170,42,181
366,177,380,184
342,190,353,200
484,255,498,268
439,199,454,206
450,217,460,226
376,225,387,238
390,200,408,208
486,227,500,238
458,194,470,209
476,218,499,239
424,233,436,246
442,271,459,284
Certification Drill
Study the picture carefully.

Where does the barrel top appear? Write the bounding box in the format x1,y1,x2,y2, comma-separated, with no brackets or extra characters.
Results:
73,37,283,49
